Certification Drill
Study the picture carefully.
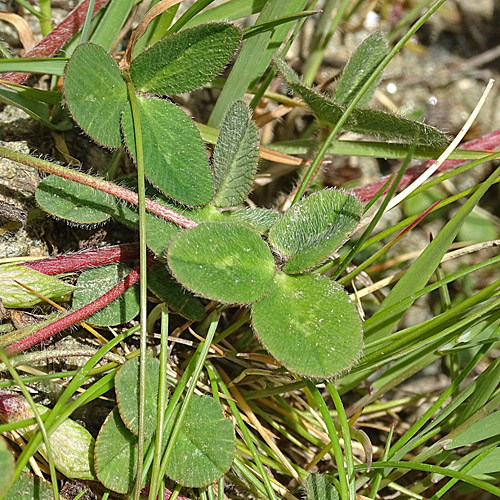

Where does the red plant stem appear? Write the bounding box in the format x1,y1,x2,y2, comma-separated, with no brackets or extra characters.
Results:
0,146,198,229
351,129,500,202
21,243,140,275
1,0,111,85
141,486,190,500
5,263,141,355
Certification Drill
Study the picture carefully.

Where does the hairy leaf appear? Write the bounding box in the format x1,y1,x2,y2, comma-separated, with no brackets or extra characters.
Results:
275,58,447,146
269,189,362,274
36,175,115,224
306,473,339,500
0,437,13,496
251,272,363,378
72,264,139,326
115,356,160,438
64,43,127,148
222,207,281,233
130,23,241,95
212,101,259,207
334,32,387,107
94,407,138,494
167,221,275,303
164,395,235,487
122,96,214,206
147,261,205,320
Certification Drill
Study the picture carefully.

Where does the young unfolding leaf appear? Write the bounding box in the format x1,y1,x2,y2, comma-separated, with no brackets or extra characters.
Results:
122,96,214,206
164,395,235,487
212,101,259,207
222,207,281,233
72,264,139,326
306,474,339,500
334,32,387,107
64,43,127,148
36,175,115,224
167,221,275,304
269,189,362,274
251,272,363,379
147,261,205,320
275,58,448,146
0,263,73,308
115,356,160,438
94,407,138,494
130,23,242,95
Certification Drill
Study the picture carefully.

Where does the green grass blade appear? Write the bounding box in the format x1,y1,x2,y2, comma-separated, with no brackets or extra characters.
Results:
367,163,500,342
90,0,135,50
0,57,66,75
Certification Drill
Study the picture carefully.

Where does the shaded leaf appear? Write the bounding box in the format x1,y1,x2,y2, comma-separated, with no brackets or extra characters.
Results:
334,32,387,107
122,95,214,206
148,261,205,320
469,447,500,476
251,272,363,378
130,23,241,95
0,263,73,308
167,221,275,304
4,473,55,500
64,43,127,148
115,356,160,438
275,58,447,146
212,101,259,207
72,264,139,326
269,189,362,274
94,407,138,494
164,395,235,487
36,174,114,224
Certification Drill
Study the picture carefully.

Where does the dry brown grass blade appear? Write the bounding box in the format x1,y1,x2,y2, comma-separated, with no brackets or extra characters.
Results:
122,0,183,68
259,145,306,166
0,12,35,52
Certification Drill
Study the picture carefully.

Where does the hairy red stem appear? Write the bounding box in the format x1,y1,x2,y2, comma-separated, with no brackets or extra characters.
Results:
0,147,198,229
5,263,141,354
351,129,500,202
1,0,110,84
21,243,139,275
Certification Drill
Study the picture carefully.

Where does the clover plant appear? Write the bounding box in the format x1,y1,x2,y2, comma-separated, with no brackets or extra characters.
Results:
1,22,454,494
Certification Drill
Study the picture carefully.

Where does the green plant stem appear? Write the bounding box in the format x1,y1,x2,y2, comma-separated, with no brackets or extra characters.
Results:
306,381,349,500
302,0,350,85
124,71,148,500
39,0,53,36
149,306,169,500
155,313,221,499
80,0,96,43
0,146,197,229
292,0,448,204
0,351,59,500
368,425,394,498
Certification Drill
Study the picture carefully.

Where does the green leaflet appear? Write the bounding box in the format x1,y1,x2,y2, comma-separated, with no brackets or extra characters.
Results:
164,395,235,487
0,263,73,308
147,261,205,320
275,58,448,147
222,207,281,233
36,175,115,224
130,23,242,95
269,189,362,274
212,101,259,208
121,96,214,206
94,407,138,494
115,356,160,438
251,272,363,379
333,32,387,107
72,264,140,327
167,221,276,304
64,43,127,148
